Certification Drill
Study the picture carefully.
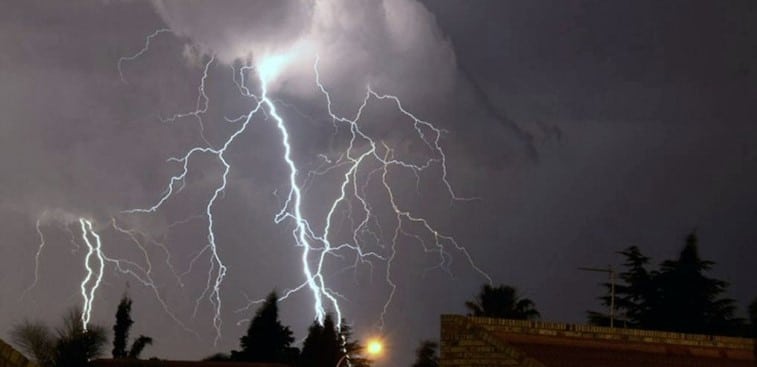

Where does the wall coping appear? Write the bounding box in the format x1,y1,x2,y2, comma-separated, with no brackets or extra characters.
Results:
442,315,755,350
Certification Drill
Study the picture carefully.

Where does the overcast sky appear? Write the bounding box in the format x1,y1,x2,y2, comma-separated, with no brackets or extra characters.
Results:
1,1,756,366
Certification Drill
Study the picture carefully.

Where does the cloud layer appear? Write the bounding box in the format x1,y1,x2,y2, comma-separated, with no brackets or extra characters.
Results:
151,0,457,99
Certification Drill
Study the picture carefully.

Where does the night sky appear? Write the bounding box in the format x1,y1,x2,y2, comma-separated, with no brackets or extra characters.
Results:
1,1,756,366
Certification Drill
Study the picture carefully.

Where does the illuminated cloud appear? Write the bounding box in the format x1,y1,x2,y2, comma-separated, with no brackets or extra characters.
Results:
150,0,457,98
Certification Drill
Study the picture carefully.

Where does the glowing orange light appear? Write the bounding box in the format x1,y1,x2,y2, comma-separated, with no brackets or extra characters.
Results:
366,339,383,356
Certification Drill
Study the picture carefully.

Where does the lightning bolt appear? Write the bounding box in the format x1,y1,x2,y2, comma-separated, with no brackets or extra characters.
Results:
20,219,46,300
79,218,105,330
42,28,492,343
309,60,492,330
84,216,200,336
123,51,267,343
224,56,492,334
21,213,199,336
160,56,215,147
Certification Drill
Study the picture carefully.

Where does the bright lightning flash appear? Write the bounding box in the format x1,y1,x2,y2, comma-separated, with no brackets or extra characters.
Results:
79,218,104,330
25,29,492,347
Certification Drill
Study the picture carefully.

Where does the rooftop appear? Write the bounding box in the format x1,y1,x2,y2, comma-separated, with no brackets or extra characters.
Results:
441,315,756,367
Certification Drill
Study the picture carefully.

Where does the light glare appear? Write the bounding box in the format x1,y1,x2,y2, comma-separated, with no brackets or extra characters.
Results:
367,339,383,356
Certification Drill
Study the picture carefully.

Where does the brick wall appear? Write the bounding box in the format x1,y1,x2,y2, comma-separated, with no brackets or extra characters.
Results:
440,315,756,367
441,315,544,367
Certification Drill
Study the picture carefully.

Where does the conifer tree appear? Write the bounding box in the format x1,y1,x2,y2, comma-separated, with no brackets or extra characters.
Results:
112,296,133,358
411,340,439,367
111,294,153,359
588,232,744,335
234,291,295,364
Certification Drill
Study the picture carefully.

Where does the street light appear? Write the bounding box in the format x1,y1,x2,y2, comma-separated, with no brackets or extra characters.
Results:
335,338,384,367
366,339,383,356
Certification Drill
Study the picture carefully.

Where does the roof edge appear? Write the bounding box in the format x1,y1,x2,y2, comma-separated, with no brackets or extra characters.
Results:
441,314,755,351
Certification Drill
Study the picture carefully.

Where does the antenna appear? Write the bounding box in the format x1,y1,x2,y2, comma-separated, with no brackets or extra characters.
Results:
579,266,616,328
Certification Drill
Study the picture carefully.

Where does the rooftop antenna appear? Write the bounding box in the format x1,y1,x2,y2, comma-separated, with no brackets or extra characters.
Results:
579,266,616,328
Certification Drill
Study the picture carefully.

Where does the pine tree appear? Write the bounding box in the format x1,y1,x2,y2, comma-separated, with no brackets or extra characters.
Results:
411,340,439,367
588,233,744,335
298,315,371,367
654,232,741,334
299,314,339,367
234,291,295,363
337,321,370,367
111,294,153,359
112,295,133,358
588,246,655,327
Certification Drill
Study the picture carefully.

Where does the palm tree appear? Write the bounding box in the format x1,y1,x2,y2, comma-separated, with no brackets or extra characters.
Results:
465,284,540,320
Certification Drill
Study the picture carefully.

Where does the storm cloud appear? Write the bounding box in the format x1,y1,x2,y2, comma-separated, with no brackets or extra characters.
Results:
1,2,756,367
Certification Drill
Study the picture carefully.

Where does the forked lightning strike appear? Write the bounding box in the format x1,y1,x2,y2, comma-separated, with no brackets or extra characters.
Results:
26,27,492,345
79,218,104,330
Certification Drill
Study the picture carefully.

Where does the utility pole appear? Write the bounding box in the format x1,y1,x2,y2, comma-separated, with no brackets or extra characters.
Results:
579,266,616,328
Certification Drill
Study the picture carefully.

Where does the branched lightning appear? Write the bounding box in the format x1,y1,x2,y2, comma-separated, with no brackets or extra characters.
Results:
307,60,492,329
84,217,200,337
27,27,492,346
220,57,491,333
23,213,200,336
117,28,171,83
160,56,216,147
110,218,184,289
124,52,267,342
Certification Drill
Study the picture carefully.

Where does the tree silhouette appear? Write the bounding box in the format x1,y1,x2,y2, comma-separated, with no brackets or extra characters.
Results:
298,314,371,367
233,291,296,364
653,233,741,334
127,336,153,359
748,297,757,337
202,353,231,361
111,294,153,359
465,284,540,320
112,295,133,358
588,246,655,327
336,321,370,367
411,340,439,367
588,232,744,335
55,309,108,367
13,308,107,367
10,320,55,367
299,314,339,367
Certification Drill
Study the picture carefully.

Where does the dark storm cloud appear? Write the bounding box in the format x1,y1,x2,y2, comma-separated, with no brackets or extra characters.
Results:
425,0,757,124
422,0,757,324
2,2,757,367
